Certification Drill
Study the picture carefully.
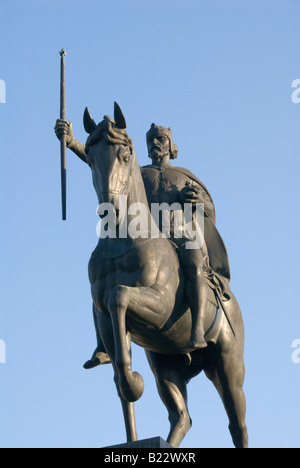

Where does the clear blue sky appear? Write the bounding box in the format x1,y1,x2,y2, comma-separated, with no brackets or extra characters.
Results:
0,0,299,448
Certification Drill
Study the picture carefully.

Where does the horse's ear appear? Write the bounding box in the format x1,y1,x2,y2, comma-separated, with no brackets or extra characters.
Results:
83,107,97,133
114,101,127,129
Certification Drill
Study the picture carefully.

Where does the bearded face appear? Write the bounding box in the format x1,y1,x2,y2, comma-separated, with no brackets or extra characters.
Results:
146,124,178,160
147,134,171,160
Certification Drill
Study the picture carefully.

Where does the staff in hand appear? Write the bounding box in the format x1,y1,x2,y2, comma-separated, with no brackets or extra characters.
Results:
59,49,67,220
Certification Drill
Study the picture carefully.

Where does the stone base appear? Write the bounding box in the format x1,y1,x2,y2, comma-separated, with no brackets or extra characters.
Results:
105,436,173,449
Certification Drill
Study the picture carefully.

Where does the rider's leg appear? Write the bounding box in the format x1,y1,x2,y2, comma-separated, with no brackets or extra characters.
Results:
179,247,208,349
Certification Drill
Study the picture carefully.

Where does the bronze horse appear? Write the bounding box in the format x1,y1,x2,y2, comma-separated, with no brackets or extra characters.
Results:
83,103,248,448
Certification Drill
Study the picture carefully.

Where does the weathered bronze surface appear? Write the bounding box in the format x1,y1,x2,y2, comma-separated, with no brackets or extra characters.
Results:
55,102,248,448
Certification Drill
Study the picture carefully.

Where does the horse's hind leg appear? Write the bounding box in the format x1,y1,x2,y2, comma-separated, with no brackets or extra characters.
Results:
147,352,192,448
98,311,138,442
205,349,248,448
204,300,248,448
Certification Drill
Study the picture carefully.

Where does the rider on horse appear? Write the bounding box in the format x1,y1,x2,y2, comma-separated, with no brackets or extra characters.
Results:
54,118,231,367
142,124,231,349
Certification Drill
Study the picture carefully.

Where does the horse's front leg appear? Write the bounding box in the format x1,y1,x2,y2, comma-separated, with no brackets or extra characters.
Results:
107,284,171,402
98,311,138,442
108,286,145,402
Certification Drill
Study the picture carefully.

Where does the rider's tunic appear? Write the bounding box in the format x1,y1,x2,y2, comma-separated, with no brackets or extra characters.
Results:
141,165,231,300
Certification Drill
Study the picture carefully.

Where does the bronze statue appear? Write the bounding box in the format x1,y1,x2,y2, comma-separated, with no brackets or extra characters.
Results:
55,103,248,448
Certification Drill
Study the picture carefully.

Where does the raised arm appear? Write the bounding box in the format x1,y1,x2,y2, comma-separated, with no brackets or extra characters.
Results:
54,119,87,163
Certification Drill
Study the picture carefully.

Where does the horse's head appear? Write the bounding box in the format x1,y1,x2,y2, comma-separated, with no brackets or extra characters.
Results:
84,102,134,222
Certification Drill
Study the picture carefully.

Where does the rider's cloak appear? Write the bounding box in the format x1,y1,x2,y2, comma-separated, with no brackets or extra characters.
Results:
141,165,231,284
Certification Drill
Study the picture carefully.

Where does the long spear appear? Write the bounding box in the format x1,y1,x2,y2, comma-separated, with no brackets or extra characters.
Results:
59,49,67,220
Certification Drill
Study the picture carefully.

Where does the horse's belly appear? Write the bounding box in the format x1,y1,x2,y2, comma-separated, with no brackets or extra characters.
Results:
128,290,220,355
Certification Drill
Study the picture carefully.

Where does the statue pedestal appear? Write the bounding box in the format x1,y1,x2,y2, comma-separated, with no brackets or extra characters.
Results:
105,436,173,448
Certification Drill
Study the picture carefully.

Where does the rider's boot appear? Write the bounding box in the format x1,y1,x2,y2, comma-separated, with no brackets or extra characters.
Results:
83,347,111,369
83,305,112,369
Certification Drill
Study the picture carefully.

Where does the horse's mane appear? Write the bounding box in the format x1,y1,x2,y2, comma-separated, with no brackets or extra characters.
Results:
85,116,133,154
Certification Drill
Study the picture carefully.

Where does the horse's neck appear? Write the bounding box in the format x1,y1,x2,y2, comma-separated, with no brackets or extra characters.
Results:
126,154,152,232
97,154,152,260
127,154,149,207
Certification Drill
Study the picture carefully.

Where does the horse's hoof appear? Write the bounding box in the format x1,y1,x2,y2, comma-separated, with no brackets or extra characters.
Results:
120,371,144,402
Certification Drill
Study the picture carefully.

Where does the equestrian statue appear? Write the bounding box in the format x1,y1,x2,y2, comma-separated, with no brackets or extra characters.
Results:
54,102,248,448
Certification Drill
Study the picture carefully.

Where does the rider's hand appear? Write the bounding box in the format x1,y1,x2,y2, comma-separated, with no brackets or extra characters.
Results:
54,119,74,146
180,183,203,204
